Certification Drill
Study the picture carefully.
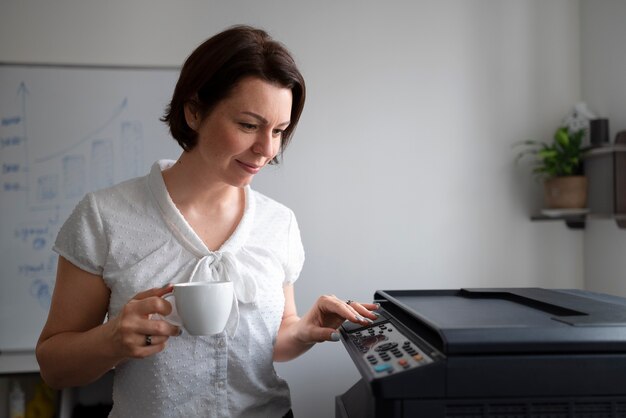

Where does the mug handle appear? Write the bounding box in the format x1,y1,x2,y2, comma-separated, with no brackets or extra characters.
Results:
152,292,183,327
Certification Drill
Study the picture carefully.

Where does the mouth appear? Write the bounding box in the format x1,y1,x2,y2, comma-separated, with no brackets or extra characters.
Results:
236,160,263,174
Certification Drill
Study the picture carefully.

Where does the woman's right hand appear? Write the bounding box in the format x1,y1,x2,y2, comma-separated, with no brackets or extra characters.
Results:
38,258,183,388
107,284,182,359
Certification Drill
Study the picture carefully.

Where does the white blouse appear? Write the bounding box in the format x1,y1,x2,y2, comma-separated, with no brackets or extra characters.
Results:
53,160,305,418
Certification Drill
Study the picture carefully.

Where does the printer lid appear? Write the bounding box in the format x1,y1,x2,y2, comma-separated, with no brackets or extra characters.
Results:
374,288,626,355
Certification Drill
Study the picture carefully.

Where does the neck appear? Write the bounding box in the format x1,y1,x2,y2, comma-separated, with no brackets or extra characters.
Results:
162,154,243,210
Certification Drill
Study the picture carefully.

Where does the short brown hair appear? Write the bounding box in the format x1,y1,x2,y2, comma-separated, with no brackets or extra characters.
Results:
161,25,306,163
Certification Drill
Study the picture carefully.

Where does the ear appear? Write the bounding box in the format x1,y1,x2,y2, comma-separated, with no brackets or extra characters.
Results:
184,102,200,130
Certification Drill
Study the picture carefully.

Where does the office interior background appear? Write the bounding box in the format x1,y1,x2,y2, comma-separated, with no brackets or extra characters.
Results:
1,1,625,417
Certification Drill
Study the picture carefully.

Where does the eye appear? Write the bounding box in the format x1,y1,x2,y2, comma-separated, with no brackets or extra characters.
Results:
272,129,285,138
239,122,257,131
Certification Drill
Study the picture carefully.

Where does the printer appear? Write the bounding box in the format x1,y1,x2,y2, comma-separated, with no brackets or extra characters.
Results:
336,288,626,418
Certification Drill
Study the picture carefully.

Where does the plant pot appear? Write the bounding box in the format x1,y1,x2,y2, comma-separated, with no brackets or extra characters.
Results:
543,176,588,209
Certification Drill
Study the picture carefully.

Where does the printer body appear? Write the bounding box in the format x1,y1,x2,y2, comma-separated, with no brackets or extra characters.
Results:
336,288,626,418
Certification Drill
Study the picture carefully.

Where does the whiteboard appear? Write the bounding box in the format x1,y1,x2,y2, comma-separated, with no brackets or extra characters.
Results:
0,64,181,352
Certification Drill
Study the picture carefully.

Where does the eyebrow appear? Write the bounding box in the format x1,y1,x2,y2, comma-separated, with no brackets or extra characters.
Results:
241,111,290,128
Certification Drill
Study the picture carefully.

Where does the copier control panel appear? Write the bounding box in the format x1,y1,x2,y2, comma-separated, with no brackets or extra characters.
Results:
340,312,438,377
338,289,626,418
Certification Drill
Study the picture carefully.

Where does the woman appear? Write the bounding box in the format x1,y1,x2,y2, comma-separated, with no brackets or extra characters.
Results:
36,25,378,417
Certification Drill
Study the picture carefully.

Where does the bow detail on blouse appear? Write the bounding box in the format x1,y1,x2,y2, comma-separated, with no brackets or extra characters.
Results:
188,251,258,335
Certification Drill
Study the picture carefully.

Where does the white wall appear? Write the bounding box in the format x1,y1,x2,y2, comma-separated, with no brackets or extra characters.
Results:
580,0,626,296
0,1,587,417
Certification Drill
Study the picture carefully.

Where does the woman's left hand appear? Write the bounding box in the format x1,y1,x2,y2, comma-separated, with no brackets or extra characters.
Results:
295,295,379,344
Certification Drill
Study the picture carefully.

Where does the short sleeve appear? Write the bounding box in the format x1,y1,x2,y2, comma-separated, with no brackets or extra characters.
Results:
284,210,305,284
53,193,107,275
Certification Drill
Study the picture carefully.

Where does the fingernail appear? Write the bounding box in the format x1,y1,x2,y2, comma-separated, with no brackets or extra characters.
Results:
374,303,381,309
372,312,381,317
356,315,373,324
330,332,340,341
162,283,173,289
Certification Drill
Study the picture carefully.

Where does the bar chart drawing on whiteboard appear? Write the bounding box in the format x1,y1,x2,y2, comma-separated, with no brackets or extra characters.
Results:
0,64,179,351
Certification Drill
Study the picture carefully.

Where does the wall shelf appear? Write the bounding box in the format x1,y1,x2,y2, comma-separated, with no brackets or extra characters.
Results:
531,214,586,229
530,141,626,230
531,213,626,229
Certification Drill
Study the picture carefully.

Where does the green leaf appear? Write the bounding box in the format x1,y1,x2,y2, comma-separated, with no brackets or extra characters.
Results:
555,127,569,147
515,126,584,180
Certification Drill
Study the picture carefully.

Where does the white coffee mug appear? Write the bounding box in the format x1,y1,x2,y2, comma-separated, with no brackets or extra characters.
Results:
162,281,234,335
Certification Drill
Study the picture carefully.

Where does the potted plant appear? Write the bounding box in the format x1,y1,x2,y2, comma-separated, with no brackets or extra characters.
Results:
516,127,587,209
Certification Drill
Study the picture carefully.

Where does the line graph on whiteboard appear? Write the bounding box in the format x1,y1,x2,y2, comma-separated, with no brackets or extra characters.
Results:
0,66,178,335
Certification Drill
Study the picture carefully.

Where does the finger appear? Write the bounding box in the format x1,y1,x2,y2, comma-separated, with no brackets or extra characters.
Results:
139,315,181,337
142,334,169,346
348,301,381,320
309,327,342,343
133,284,175,301
361,302,381,311
127,296,174,318
124,323,180,358
129,335,170,358
327,297,372,326
127,283,179,318
141,330,181,346
126,285,176,317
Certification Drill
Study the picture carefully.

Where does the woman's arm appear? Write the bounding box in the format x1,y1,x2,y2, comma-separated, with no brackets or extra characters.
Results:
36,257,180,389
273,284,379,362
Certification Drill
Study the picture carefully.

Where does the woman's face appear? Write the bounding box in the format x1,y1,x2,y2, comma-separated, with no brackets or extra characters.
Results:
185,77,293,188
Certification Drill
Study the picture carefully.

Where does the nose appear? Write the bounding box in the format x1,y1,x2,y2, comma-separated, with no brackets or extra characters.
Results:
252,129,277,159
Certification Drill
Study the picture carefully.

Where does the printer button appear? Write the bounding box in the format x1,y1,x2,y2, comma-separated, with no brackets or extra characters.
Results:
373,364,393,373
375,342,398,352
